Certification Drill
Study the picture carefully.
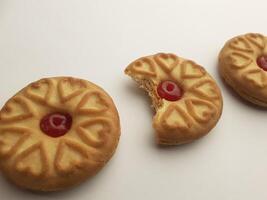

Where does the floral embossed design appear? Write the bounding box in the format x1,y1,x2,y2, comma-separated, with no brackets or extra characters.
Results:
222,33,267,92
125,53,222,144
225,33,266,71
0,77,119,183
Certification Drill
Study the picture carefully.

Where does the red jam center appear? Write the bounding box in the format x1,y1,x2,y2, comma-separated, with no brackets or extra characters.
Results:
157,80,183,101
257,55,267,71
40,112,72,137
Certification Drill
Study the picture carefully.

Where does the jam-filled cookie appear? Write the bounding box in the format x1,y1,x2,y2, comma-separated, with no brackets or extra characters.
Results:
0,77,120,191
125,53,223,145
219,33,267,106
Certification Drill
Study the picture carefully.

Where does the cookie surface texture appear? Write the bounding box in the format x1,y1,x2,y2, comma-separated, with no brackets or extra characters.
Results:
125,53,223,145
0,77,120,191
219,33,267,106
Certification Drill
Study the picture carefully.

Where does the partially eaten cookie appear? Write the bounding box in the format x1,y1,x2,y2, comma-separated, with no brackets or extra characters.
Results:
125,53,223,145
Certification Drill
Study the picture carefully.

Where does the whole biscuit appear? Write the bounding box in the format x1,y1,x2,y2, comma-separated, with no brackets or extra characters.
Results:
125,53,223,145
219,33,267,106
0,77,120,191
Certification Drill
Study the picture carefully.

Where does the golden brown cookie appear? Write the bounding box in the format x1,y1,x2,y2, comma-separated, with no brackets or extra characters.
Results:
125,53,223,145
219,33,267,107
0,77,120,191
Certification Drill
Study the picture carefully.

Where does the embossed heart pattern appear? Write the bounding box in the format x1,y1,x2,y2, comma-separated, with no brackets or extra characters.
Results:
1,33,267,191
219,33,267,106
0,77,120,191
125,53,223,145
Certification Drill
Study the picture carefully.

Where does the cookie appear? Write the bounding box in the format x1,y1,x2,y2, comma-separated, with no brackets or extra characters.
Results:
219,33,267,107
0,77,120,191
125,53,223,145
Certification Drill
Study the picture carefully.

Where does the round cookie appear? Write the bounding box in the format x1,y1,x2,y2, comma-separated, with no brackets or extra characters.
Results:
125,53,223,145
219,33,267,107
0,77,120,191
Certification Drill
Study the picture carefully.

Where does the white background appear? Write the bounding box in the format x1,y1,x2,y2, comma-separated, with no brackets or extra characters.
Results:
0,0,267,199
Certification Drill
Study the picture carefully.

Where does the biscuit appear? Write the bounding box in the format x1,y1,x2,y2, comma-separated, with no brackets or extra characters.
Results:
219,33,267,107
0,77,120,191
125,53,223,145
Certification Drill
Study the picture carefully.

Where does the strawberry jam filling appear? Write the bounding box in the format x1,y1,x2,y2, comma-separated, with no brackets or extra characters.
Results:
157,80,183,101
257,55,267,71
40,112,72,137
